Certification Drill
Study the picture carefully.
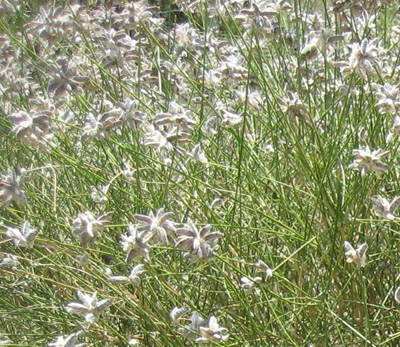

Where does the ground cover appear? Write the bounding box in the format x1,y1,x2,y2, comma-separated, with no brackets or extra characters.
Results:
1,0,400,345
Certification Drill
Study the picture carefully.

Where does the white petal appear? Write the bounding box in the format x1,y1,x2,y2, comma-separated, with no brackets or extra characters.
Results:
108,276,130,284
394,287,400,303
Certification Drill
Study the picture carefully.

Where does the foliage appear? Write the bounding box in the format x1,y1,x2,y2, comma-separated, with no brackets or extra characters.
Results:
1,0,400,346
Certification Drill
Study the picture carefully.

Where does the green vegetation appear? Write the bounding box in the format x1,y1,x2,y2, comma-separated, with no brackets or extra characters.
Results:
1,0,400,346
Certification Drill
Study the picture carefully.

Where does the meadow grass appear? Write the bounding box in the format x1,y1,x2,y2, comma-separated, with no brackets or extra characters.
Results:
1,0,400,346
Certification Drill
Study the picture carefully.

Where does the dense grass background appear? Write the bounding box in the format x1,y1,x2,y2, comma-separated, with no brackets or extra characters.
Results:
2,0,400,346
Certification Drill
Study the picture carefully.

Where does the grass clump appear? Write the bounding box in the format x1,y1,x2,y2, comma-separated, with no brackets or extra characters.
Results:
1,0,400,345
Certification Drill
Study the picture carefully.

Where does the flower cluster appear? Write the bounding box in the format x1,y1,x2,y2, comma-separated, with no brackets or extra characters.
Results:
4,0,400,345
120,211,223,263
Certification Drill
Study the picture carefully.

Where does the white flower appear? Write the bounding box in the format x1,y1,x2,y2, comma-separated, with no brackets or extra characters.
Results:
240,276,262,292
30,6,74,46
373,82,400,114
0,0,19,15
116,98,145,130
300,29,343,58
196,316,229,343
81,108,122,141
6,221,38,248
127,338,139,346
112,1,159,30
170,306,189,326
344,241,368,268
277,91,309,123
72,211,112,248
335,38,383,80
135,208,176,246
48,331,85,347
0,168,27,208
66,291,112,324
215,53,248,84
202,115,220,135
348,146,389,177
177,311,206,340
255,259,273,278
144,124,190,157
107,264,146,286
90,184,110,204
348,39,382,79
0,254,19,269
176,219,223,261
120,224,152,263
154,101,196,132
371,196,400,220
386,115,400,143
188,144,208,164
221,110,243,128
47,60,88,96
122,160,135,180
8,110,54,151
